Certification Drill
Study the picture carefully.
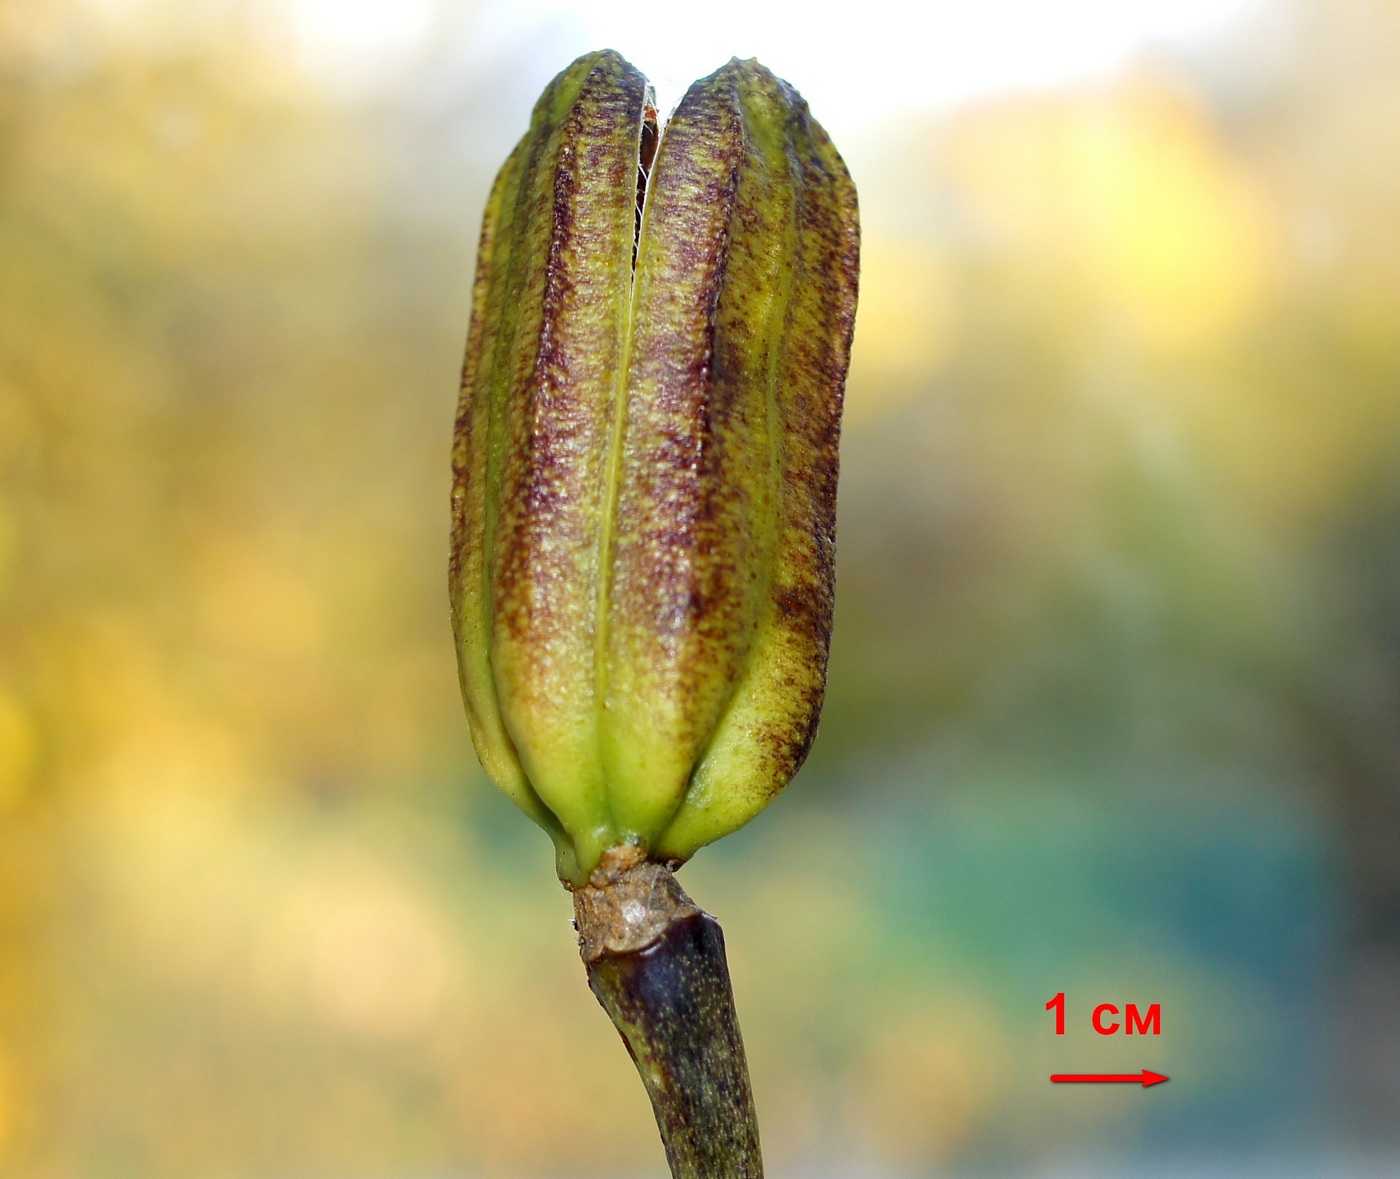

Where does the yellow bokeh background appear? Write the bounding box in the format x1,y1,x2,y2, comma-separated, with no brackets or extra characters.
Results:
4,0,1400,1174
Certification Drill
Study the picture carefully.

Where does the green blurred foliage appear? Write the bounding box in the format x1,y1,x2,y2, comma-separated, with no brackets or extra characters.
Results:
2,0,1400,1174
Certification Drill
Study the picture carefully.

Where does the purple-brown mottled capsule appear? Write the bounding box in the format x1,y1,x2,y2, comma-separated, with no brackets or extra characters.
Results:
451,49,859,884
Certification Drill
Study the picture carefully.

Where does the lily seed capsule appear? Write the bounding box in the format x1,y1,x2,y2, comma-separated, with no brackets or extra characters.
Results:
450,49,859,884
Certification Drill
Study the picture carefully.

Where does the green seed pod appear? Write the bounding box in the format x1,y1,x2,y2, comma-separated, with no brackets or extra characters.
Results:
451,49,859,885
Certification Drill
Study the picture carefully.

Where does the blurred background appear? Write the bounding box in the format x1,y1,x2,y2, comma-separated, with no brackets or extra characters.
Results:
3,0,1399,1174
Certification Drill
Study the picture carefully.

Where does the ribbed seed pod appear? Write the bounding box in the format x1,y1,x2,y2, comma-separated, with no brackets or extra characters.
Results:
451,50,858,885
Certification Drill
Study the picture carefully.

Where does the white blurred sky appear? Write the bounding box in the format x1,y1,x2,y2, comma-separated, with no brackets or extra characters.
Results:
282,0,1266,127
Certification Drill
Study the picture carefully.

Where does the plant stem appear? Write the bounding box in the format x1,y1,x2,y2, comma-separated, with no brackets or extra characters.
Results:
574,845,764,1179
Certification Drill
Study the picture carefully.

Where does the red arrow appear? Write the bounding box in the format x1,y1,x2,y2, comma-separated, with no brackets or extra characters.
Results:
1051,1070,1169,1088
